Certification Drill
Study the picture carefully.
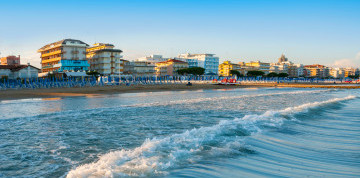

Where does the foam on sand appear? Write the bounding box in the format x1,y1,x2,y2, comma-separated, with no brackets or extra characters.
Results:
66,95,356,178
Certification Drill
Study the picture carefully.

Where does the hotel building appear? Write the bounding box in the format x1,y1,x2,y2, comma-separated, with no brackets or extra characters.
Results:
245,61,271,74
38,39,89,73
304,64,330,78
178,53,219,75
86,43,124,75
133,61,156,76
155,59,188,76
218,61,241,76
136,54,168,64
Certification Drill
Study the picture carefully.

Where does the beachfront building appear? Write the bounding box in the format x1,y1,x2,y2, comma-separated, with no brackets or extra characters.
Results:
270,54,295,75
245,61,271,74
0,55,20,65
178,53,219,75
136,55,169,64
38,39,89,73
0,64,39,79
218,61,241,77
343,67,358,77
294,64,305,77
133,61,156,76
330,68,345,78
122,60,135,75
155,59,188,76
86,43,124,75
304,64,330,78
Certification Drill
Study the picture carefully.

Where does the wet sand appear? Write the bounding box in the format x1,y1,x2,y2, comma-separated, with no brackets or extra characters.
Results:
0,83,359,100
0,84,248,100
240,82,360,89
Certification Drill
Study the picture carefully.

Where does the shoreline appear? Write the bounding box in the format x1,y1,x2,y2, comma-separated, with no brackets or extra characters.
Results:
0,83,359,101
0,84,251,101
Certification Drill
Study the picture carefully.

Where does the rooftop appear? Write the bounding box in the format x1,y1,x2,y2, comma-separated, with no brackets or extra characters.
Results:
94,49,123,53
38,39,89,52
0,65,40,71
156,59,187,64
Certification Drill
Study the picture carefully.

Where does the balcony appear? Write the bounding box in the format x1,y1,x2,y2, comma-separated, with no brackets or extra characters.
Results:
42,57,61,64
42,65,54,69
60,60,90,67
41,50,63,58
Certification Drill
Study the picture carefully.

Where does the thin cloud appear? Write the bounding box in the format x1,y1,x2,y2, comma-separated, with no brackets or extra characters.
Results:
331,52,360,68
356,52,360,60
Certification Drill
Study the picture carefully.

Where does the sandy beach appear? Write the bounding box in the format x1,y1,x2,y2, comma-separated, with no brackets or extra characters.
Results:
0,84,247,100
0,83,359,101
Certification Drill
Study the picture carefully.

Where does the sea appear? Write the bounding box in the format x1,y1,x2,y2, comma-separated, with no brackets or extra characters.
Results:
0,87,359,177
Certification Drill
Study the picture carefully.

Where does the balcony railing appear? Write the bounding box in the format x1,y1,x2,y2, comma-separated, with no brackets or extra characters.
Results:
42,57,61,64
41,50,63,58
42,65,54,69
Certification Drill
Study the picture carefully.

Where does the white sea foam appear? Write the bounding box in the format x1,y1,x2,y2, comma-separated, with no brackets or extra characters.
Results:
66,95,355,178
126,89,330,108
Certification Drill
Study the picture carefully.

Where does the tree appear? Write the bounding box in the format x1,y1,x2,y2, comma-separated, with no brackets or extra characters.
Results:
177,67,205,75
267,72,278,77
247,70,265,77
348,75,359,79
86,71,100,77
177,69,187,75
278,73,289,77
230,70,243,77
188,67,205,75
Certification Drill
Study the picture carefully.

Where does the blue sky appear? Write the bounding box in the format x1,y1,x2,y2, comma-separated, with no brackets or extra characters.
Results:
0,0,359,68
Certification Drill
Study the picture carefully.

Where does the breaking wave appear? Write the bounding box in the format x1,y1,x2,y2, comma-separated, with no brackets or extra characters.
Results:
66,95,355,178
126,89,331,108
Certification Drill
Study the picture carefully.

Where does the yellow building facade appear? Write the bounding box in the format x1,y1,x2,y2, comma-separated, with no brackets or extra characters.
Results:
38,39,89,73
245,61,271,74
218,61,241,76
155,59,188,76
86,43,124,75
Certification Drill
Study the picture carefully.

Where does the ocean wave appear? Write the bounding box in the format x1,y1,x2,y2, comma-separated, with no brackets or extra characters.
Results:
66,95,355,178
126,89,330,108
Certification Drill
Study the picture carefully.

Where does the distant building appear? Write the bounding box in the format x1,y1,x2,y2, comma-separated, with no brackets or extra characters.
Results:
86,43,124,75
136,55,169,64
304,64,330,78
343,67,357,77
133,61,156,76
38,39,90,73
294,64,305,77
122,60,135,75
218,61,241,76
278,54,288,63
270,55,305,77
178,53,219,75
0,64,39,79
155,59,188,76
330,68,344,78
245,61,271,74
0,55,20,65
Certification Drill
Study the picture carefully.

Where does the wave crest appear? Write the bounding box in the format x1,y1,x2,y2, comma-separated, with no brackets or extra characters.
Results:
67,95,355,178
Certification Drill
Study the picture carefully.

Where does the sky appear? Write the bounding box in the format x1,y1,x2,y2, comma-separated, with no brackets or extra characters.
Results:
0,0,359,68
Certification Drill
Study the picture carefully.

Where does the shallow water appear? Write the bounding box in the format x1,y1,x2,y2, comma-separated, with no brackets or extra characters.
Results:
0,88,359,177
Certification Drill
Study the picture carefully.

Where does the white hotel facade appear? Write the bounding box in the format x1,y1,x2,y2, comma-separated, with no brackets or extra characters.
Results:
86,43,124,75
137,53,220,75
178,53,219,75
